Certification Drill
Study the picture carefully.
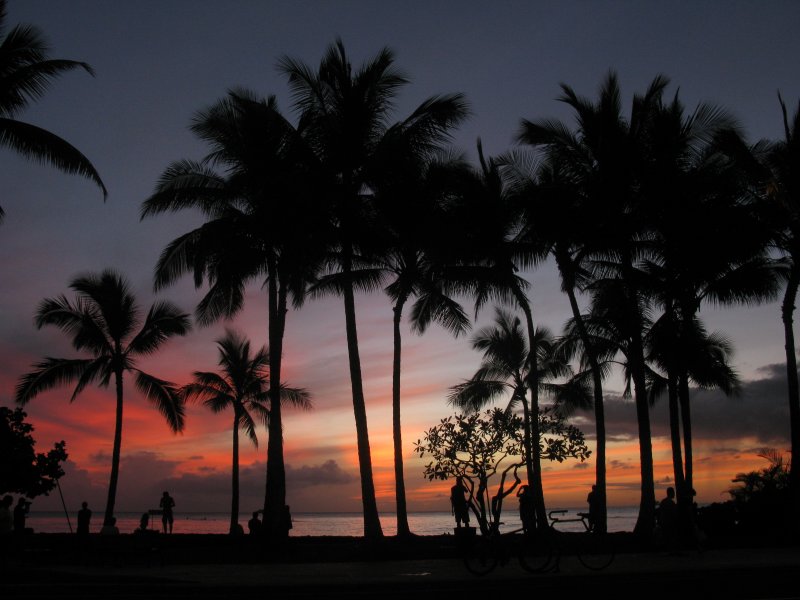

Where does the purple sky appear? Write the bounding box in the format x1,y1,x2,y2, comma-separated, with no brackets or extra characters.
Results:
2,1,799,517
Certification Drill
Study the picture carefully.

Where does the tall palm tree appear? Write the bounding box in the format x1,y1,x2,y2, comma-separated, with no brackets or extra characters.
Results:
505,150,612,533
516,73,669,536
445,141,551,529
15,269,190,526
279,39,468,538
141,90,322,535
765,93,800,520
639,92,777,502
376,155,472,537
181,330,310,534
0,0,105,222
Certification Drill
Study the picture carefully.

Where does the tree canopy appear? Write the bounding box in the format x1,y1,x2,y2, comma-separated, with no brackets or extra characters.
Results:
0,406,67,498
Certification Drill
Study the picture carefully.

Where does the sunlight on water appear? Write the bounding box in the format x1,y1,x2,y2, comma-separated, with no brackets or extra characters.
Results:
27,507,638,535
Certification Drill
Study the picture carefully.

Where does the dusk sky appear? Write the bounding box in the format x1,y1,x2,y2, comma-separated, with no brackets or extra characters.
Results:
2,1,799,520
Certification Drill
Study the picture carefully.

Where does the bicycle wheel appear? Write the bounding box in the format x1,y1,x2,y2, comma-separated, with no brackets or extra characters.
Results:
577,532,615,570
462,535,498,576
517,532,555,574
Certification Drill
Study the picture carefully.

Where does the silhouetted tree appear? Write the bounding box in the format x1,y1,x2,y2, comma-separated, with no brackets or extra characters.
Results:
142,90,321,536
280,39,467,538
0,406,67,498
182,330,310,534
0,0,105,223
764,94,800,521
16,270,190,526
505,148,611,533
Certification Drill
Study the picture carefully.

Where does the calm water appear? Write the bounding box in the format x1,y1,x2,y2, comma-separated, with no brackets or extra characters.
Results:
27,507,638,535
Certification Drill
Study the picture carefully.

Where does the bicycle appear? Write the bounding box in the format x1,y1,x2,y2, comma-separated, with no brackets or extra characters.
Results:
459,525,554,576
547,509,616,571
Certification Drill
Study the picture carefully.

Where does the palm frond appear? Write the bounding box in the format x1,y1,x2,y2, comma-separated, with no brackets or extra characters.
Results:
15,357,95,405
134,370,185,433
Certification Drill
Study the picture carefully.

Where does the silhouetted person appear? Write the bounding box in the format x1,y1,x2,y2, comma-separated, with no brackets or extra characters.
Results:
450,476,470,528
159,491,175,534
248,511,262,535
587,484,600,532
100,517,120,535
77,501,92,536
13,497,30,534
517,484,535,534
281,505,293,537
0,495,12,535
658,486,678,549
137,512,150,532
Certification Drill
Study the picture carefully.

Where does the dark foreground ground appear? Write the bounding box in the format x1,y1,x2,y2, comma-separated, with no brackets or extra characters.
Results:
2,533,798,599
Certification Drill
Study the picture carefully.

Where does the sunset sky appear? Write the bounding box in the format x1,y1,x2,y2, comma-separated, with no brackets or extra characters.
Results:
2,1,799,519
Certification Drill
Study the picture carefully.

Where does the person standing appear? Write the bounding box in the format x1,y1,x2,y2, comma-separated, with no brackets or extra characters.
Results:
450,476,470,529
13,497,30,534
0,495,12,535
159,491,175,534
517,484,535,534
587,484,600,532
77,501,92,536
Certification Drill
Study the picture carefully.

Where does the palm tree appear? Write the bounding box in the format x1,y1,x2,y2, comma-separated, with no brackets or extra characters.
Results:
279,39,468,538
638,92,777,503
15,269,190,526
449,308,590,489
505,150,612,533
516,73,669,536
444,141,551,529
0,0,105,222
647,315,741,497
141,90,322,535
377,155,472,537
765,93,800,521
181,330,310,534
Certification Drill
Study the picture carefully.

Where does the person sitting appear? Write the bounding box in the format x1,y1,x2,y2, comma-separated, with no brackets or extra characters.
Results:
248,511,262,535
135,513,151,533
100,517,120,535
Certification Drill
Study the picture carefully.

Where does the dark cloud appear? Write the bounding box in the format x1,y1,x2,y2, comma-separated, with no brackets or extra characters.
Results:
572,462,590,470
89,451,111,465
188,455,204,461
286,460,357,487
576,366,792,447
609,460,634,471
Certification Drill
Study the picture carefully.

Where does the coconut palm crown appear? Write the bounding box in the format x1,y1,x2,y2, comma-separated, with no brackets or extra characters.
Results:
0,0,106,223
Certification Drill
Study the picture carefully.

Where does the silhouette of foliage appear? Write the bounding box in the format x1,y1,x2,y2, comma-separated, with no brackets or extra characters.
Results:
415,408,589,534
728,448,790,533
0,406,67,497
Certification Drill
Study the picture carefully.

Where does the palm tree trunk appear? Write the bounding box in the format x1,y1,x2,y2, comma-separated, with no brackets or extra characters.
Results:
677,369,693,494
342,251,383,539
392,297,411,537
515,289,547,530
231,412,240,535
667,373,687,498
560,258,607,534
264,261,289,536
104,368,124,527
621,261,656,539
781,266,800,530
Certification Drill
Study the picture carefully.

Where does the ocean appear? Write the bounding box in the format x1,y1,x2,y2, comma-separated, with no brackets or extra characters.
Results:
27,507,638,535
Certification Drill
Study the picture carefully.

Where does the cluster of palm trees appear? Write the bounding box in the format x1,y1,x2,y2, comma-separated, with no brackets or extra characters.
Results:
3,9,799,540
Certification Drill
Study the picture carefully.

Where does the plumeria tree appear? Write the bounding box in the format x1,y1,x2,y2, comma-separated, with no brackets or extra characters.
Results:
415,407,589,535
